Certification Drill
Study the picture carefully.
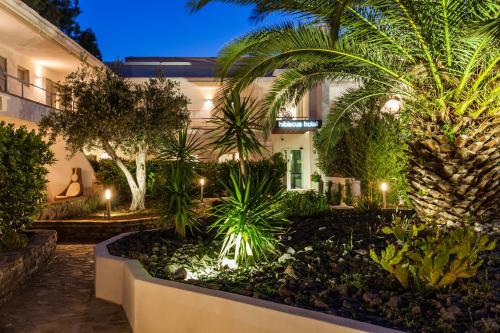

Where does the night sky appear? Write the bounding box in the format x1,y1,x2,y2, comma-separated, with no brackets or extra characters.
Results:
77,0,289,61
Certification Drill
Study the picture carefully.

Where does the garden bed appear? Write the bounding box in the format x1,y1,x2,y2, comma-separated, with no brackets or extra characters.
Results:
106,211,499,333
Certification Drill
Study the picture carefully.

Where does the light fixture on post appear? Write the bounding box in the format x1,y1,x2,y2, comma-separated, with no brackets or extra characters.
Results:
380,182,388,209
200,178,205,202
105,189,112,220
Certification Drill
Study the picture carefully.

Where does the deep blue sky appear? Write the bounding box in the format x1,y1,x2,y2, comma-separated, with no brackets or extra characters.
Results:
77,0,288,61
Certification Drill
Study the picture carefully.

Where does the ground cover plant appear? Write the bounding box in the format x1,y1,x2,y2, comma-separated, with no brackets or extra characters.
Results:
109,211,499,333
0,121,54,250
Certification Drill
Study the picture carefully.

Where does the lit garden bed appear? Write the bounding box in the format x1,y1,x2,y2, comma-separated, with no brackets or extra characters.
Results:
96,212,499,332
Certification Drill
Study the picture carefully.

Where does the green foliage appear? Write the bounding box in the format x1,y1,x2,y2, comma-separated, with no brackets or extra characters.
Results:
90,153,287,203
40,196,100,220
210,91,265,175
315,97,408,205
0,122,54,250
283,191,329,217
158,127,202,238
371,218,496,289
41,65,189,210
211,169,288,265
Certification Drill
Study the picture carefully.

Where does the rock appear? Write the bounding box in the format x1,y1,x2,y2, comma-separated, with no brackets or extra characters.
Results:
278,253,293,263
362,292,382,307
318,227,327,231
284,297,293,305
172,267,187,280
410,304,421,315
312,298,329,309
342,300,352,309
386,296,400,308
286,247,296,255
446,305,463,317
278,285,294,298
284,266,298,279
440,305,462,322
431,300,443,309
482,318,500,332
304,246,313,252
355,249,368,256
330,263,343,274
337,284,349,296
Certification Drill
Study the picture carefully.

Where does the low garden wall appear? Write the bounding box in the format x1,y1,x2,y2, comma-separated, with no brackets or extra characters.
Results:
95,232,403,333
33,217,158,243
0,230,57,307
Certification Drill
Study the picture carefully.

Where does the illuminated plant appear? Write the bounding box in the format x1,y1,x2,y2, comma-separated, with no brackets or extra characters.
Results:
211,168,287,266
370,218,496,289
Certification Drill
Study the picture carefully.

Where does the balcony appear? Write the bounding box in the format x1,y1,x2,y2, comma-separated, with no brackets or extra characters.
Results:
0,71,58,123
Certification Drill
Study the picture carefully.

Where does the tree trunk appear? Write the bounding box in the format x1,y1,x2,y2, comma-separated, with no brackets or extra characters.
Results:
133,142,148,211
101,139,147,211
407,114,499,227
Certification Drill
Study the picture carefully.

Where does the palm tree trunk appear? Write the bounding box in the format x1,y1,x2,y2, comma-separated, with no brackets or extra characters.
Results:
407,114,499,226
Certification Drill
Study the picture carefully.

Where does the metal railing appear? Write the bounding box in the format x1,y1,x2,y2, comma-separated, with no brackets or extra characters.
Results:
0,71,59,109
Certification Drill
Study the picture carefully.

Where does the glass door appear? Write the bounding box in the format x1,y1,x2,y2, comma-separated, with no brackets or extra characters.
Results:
283,149,303,190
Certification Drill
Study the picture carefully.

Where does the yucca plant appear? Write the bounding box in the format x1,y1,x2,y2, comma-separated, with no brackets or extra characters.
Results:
211,168,288,266
210,91,265,176
158,126,202,238
191,0,500,225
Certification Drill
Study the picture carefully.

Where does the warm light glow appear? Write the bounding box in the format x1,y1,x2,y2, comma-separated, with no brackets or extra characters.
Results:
382,99,401,114
100,152,111,160
203,98,214,110
200,178,205,186
380,182,388,192
105,189,111,200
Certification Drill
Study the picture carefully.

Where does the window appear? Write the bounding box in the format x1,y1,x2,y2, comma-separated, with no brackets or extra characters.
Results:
45,78,57,107
0,57,6,92
17,66,29,86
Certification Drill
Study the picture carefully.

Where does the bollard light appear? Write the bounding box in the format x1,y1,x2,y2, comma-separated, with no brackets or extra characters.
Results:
105,189,111,220
380,182,388,209
200,178,205,202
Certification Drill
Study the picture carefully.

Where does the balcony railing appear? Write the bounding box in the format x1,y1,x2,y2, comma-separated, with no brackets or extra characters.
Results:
0,71,59,108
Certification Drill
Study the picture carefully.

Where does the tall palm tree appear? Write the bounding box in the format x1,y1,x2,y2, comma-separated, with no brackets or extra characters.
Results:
210,92,265,176
191,0,499,225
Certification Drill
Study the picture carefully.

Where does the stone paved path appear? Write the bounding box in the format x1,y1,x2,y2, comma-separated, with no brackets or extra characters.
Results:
0,245,131,333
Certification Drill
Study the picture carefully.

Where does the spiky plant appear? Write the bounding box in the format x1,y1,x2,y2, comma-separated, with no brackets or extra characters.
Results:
211,168,287,265
159,126,203,237
210,91,265,176
191,0,500,225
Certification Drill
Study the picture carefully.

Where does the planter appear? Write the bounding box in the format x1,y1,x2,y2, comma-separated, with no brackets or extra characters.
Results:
95,232,403,333
0,230,57,307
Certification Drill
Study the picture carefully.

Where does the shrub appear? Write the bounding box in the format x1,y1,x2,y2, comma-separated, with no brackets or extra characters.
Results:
370,217,496,289
211,169,288,266
284,191,330,217
0,122,54,250
39,195,100,220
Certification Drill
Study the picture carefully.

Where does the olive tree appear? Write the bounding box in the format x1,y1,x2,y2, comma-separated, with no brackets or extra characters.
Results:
40,65,189,210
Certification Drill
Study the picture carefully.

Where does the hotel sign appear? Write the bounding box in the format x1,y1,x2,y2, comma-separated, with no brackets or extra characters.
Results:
273,119,322,133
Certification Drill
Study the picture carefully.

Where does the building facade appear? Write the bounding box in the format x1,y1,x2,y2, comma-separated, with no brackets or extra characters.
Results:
111,57,357,191
0,0,100,200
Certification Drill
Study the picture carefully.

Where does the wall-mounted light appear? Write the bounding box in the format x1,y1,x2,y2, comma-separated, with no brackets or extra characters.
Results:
204,98,213,110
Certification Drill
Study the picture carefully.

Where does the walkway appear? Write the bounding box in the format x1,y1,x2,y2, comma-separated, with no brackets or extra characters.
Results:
0,244,131,333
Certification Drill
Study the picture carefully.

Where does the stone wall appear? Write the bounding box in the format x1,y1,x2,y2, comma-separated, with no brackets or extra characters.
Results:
0,230,57,307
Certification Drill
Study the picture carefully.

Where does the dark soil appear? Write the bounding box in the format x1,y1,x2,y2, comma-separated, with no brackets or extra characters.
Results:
108,211,499,333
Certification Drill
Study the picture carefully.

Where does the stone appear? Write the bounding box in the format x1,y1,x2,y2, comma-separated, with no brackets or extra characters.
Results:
278,285,294,298
362,292,382,307
312,298,329,309
278,253,293,263
386,296,400,308
337,285,349,296
284,265,298,279
410,305,421,315
172,268,187,280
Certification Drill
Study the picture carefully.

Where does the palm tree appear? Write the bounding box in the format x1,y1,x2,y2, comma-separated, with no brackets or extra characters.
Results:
210,92,265,176
191,0,499,224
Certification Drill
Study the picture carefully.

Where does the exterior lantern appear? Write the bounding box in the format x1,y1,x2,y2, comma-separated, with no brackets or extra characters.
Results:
380,182,388,209
200,178,205,202
105,189,112,220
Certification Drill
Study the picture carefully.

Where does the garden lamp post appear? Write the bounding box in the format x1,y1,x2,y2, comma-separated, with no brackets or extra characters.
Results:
380,182,388,209
200,178,205,202
105,189,112,220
